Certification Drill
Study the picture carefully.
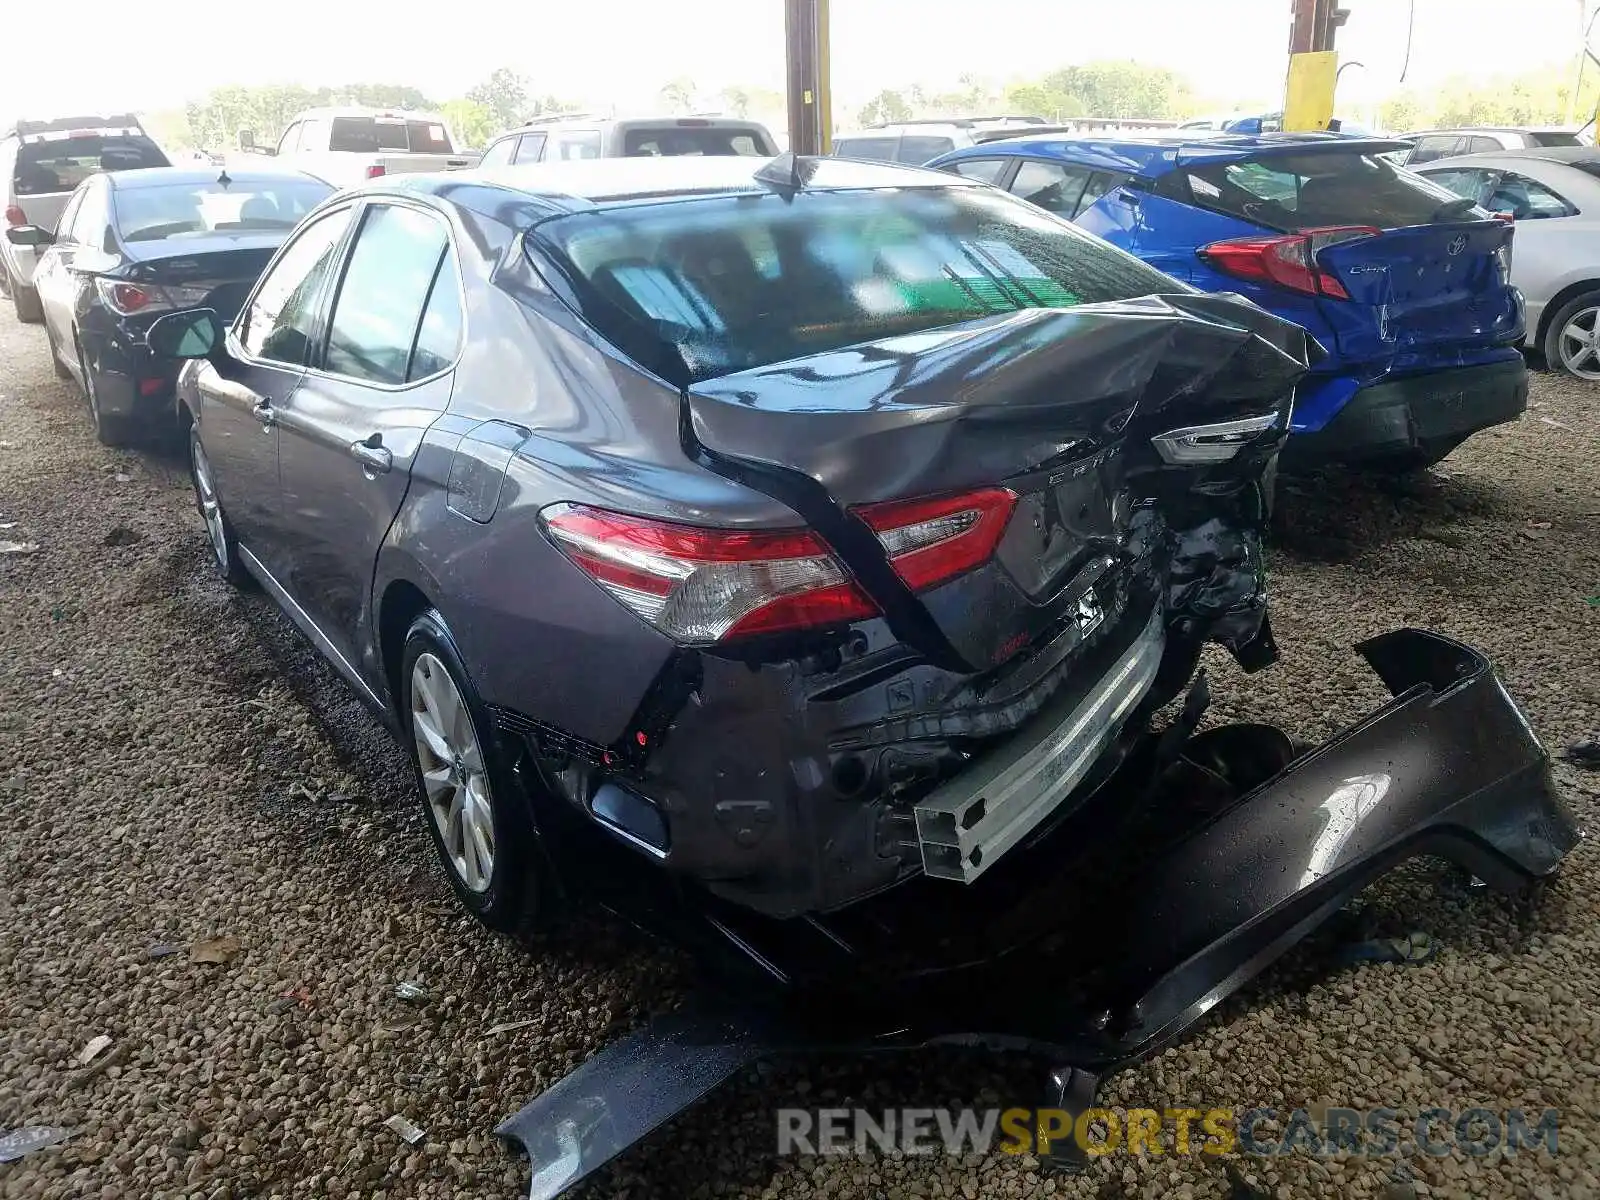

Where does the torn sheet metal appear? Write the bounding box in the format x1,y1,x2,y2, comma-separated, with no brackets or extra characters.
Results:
498,628,1577,1199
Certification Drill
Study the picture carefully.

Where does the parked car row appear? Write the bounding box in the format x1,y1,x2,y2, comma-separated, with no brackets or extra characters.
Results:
2,121,1578,1199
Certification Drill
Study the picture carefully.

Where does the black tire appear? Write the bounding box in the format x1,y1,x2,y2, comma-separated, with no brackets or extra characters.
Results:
11,278,42,324
1541,290,1600,380
188,423,249,586
78,344,136,447
401,609,541,935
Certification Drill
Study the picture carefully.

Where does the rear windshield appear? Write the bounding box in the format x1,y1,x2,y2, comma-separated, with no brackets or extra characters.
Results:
623,126,774,157
833,137,900,163
14,135,169,195
328,117,454,155
531,185,1179,385
1529,131,1582,147
1165,151,1478,231
112,178,333,241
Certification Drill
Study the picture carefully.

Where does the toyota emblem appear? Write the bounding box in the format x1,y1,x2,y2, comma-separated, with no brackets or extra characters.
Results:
1447,234,1467,256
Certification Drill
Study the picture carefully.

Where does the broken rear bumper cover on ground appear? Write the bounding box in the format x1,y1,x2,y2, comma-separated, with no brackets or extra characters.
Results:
497,628,1579,1199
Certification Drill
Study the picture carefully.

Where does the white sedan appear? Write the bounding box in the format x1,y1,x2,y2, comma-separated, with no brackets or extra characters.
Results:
1415,147,1600,380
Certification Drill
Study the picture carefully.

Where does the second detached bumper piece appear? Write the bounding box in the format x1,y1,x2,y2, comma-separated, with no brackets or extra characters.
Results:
498,628,1578,1200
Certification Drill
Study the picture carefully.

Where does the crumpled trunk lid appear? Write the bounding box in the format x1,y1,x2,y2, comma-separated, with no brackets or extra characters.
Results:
1314,219,1521,364
685,292,1320,669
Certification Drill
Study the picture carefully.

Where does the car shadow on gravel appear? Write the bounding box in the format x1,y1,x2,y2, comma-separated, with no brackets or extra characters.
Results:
1270,462,1517,565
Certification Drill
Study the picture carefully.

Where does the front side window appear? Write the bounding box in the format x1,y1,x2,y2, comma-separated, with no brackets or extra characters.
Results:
276,123,303,156
532,184,1179,385
323,204,451,385
1009,160,1091,217
240,207,354,364
479,137,517,168
112,178,333,242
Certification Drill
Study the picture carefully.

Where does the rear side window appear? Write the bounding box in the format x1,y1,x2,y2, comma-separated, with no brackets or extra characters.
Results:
532,185,1179,385
833,137,899,162
1484,172,1575,220
323,204,452,385
512,133,547,164
898,136,954,163
1465,136,1502,154
1171,151,1476,231
623,127,771,157
944,158,1010,183
478,138,516,168
1529,131,1582,147
1010,160,1091,217
13,134,168,195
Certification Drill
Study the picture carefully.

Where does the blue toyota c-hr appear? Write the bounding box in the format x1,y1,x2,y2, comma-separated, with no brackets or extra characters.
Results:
928,133,1527,466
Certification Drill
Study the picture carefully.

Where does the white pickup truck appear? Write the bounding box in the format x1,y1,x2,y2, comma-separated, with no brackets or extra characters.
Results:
233,107,478,188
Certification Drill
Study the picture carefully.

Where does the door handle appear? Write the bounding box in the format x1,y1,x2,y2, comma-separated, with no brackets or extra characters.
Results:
252,397,275,427
349,434,393,474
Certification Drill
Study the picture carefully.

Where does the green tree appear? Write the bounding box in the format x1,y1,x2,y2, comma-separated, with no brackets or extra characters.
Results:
661,78,697,114
467,68,531,131
721,87,752,117
441,99,495,149
858,89,912,126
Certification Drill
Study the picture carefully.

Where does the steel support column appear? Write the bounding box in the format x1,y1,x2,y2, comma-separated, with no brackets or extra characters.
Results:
784,0,832,155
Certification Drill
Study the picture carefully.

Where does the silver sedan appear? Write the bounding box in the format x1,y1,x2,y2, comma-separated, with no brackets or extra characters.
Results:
1416,147,1600,379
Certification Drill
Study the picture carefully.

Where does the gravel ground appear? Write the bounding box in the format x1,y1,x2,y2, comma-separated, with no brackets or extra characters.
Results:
1,308,1596,1200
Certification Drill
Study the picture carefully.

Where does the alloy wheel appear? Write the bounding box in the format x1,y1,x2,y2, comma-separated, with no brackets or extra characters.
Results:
190,435,230,570
1557,305,1600,381
410,652,496,893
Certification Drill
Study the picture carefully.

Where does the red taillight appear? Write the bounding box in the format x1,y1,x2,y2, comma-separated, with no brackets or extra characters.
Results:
1199,225,1379,300
543,487,1016,644
855,488,1017,591
97,281,158,314
365,164,387,179
4,205,25,227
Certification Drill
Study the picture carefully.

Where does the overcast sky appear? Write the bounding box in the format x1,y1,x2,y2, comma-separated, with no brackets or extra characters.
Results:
1,0,1592,125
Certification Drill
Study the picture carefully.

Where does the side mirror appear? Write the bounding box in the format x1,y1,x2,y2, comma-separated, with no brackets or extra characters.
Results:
236,128,258,152
147,308,223,360
5,225,53,247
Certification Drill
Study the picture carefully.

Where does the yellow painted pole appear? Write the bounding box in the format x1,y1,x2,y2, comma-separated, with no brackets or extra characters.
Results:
1282,50,1339,132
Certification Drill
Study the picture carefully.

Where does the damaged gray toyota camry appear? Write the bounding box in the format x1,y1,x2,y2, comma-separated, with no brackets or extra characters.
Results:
146,154,1578,1199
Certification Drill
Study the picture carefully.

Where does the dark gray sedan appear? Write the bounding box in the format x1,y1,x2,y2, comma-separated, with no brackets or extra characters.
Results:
145,156,1571,999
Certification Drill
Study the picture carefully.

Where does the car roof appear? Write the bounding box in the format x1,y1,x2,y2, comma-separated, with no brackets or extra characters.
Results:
106,166,330,190
1406,126,1580,135
292,106,445,123
387,155,973,215
1412,146,1600,167
935,131,1408,176
837,125,970,138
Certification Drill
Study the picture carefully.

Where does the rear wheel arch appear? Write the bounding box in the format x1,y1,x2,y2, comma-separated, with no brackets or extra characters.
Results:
378,578,435,715
1534,278,1600,346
